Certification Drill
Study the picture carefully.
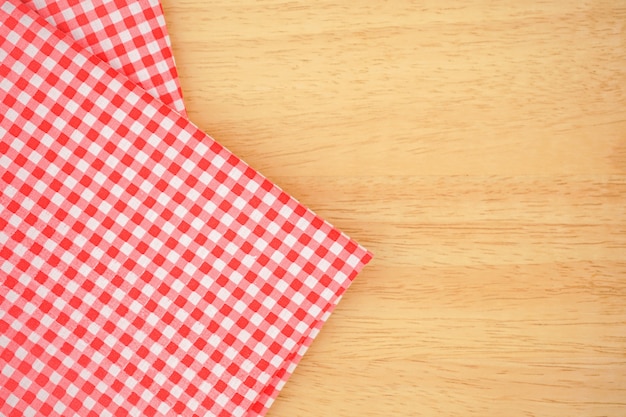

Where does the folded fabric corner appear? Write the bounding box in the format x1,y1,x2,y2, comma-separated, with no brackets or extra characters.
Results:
21,0,187,115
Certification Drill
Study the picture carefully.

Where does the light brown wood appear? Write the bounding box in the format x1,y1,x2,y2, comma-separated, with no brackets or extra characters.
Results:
161,1,626,415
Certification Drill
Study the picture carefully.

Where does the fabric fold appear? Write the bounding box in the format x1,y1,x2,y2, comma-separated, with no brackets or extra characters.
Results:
22,0,186,115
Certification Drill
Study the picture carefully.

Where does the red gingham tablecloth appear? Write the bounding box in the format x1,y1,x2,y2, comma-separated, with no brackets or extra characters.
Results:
0,1,372,416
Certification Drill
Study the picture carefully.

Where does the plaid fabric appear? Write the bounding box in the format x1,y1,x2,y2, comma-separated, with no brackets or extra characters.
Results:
0,1,371,416
19,1,335,413
22,0,186,116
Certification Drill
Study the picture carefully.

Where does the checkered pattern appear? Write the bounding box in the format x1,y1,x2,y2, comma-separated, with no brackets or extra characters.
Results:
22,0,186,116
6,1,323,413
0,1,371,416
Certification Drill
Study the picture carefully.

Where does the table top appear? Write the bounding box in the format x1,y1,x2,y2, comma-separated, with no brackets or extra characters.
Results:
161,1,625,415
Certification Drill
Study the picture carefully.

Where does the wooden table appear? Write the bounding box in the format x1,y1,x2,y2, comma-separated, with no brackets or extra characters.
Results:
161,1,626,415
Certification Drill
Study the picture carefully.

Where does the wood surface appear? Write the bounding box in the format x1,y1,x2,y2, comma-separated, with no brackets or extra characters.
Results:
161,1,626,415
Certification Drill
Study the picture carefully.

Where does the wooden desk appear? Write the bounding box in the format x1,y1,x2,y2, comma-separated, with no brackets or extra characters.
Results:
161,1,625,415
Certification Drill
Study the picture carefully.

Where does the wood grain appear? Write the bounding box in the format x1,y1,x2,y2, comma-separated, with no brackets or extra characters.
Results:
160,1,626,415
